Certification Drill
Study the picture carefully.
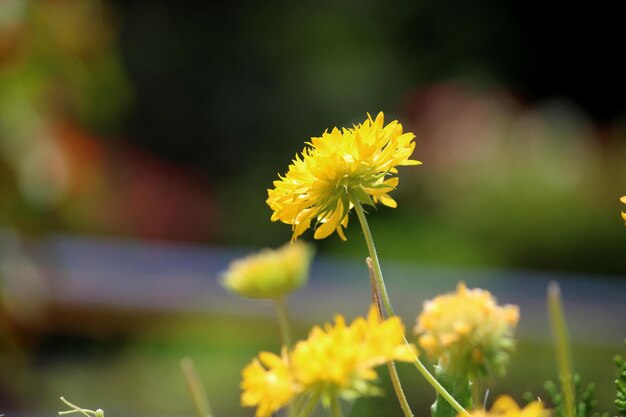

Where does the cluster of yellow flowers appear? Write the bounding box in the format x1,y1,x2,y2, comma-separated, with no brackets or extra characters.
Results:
621,196,626,224
241,306,417,417
267,112,421,241
415,283,519,377
221,241,313,299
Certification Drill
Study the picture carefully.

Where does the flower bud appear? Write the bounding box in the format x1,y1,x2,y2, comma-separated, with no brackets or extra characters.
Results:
221,241,313,299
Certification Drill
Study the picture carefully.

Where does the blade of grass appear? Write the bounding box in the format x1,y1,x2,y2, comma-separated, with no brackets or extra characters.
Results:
547,282,575,417
181,357,213,417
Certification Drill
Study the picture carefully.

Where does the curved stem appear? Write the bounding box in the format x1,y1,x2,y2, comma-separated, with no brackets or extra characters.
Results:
274,297,292,348
330,396,343,417
353,202,471,417
368,257,413,417
388,361,414,417
414,357,471,417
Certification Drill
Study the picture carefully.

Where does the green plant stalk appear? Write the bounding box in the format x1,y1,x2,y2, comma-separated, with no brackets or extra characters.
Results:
296,393,320,417
388,361,415,417
354,201,471,417
368,257,414,417
273,297,295,417
330,395,343,417
547,282,575,417
274,297,292,348
180,357,213,417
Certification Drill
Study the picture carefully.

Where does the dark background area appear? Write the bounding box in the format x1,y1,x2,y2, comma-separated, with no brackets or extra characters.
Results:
114,0,625,175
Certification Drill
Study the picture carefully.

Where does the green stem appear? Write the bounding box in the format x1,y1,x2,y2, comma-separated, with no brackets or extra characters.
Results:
330,395,343,417
274,297,292,348
274,298,295,417
296,393,320,417
368,257,413,417
353,201,471,417
180,357,213,417
354,202,395,317
388,361,415,417
58,397,101,417
547,282,575,417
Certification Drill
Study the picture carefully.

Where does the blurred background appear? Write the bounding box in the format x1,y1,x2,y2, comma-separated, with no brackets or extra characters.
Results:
1,0,625,416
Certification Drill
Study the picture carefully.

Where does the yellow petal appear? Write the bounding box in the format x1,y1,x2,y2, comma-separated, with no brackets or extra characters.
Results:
402,159,422,166
374,112,385,128
378,194,397,208
491,395,520,413
314,208,343,240
259,351,284,368
520,401,543,417
336,225,347,241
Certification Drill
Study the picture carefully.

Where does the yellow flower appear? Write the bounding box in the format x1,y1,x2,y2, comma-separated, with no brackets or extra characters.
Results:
221,241,313,299
415,283,519,377
267,112,420,241
241,351,297,417
290,305,417,403
466,395,545,417
240,306,417,415
621,196,626,224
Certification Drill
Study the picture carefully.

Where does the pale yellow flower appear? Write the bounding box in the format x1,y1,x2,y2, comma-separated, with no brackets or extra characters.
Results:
221,241,313,299
621,196,626,224
241,351,297,417
290,305,417,403
466,395,545,417
415,283,519,377
267,112,420,241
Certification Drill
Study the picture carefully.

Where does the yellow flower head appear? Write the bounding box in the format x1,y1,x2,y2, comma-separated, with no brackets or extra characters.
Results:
221,241,313,299
415,283,519,378
240,306,417,415
267,112,421,241
290,305,417,403
621,196,626,224
241,351,297,417
466,395,545,417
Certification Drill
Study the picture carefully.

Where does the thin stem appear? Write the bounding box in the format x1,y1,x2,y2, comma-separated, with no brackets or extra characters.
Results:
274,298,295,417
388,361,414,417
548,282,575,417
296,393,320,417
354,201,471,417
354,202,395,317
330,396,343,417
274,297,292,348
58,397,93,417
180,357,213,417
59,410,89,416
368,258,414,417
